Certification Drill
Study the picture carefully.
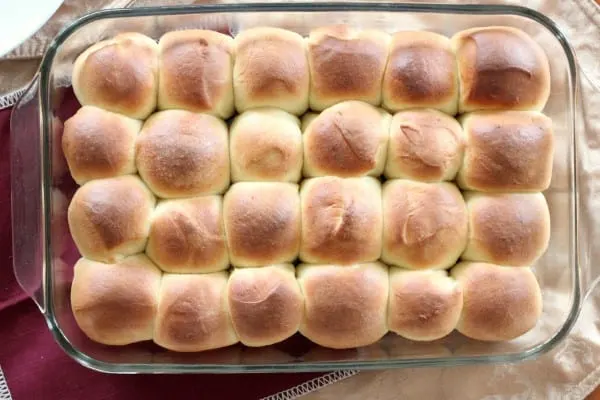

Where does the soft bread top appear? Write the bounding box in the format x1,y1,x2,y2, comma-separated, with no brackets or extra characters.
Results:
135,110,230,198
451,262,542,341
233,27,309,115
62,106,141,185
72,32,159,119
382,31,458,115
307,24,390,111
385,108,465,181
297,263,389,349
462,192,551,267
68,175,155,263
227,265,304,347
457,111,554,192
158,30,234,118
382,180,468,270
230,108,303,182
451,26,551,113
71,255,162,346
302,101,390,177
146,196,228,273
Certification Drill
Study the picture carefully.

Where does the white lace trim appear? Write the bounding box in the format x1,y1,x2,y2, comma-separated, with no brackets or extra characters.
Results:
0,366,13,400
260,370,359,400
0,87,27,110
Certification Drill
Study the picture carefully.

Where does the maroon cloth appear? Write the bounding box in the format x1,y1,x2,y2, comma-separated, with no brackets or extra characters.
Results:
0,106,324,400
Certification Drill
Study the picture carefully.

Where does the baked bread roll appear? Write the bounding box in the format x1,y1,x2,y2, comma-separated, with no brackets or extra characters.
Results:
451,26,551,113
227,265,303,347
154,272,239,352
224,182,300,267
382,31,458,115
385,109,465,181
146,196,228,273
233,27,309,115
300,176,382,264
388,268,462,341
136,110,229,198
307,25,390,111
72,32,159,119
68,175,155,263
382,180,468,270
230,108,303,182
462,192,551,267
62,106,141,184
457,111,554,192
297,263,389,349
451,262,542,341
302,101,390,177
158,30,234,119
71,255,162,345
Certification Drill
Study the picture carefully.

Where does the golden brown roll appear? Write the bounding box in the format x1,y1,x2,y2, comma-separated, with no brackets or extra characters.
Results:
462,192,551,267
62,106,141,184
382,180,468,270
233,27,309,115
230,108,303,182
382,31,458,115
136,110,229,198
300,176,382,264
451,262,542,341
72,32,159,119
224,182,301,267
71,255,162,345
68,175,156,263
157,30,234,119
307,25,390,111
302,101,390,178
451,26,551,113
388,268,462,341
153,272,239,352
457,111,554,192
146,196,228,273
227,265,303,347
385,109,465,181
297,263,389,349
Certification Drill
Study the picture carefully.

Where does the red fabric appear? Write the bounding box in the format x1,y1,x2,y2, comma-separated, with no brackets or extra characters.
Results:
0,106,323,400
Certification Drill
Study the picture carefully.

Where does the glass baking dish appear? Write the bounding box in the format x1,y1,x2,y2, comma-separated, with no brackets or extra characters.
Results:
9,2,590,373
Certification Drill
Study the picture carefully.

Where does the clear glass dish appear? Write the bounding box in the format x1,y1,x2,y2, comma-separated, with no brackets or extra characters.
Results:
9,2,590,373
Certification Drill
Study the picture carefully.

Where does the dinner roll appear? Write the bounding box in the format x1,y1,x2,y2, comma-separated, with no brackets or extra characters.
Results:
136,110,229,198
382,31,458,115
68,175,155,263
158,30,234,119
62,106,141,185
388,268,462,341
227,265,303,347
297,263,389,349
385,109,465,181
71,255,162,345
146,196,228,273
457,111,554,192
72,32,158,119
154,272,239,352
233,27,309,115
307,25,390,111
300,176,382,264
224,182,300,267
462,192,551,267
230,108,303,182
302,101,390,177
451,26,551,113
451,262,542,341
382,180,468,270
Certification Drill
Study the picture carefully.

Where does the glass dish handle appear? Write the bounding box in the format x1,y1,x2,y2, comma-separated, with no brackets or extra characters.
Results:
10,75,46,312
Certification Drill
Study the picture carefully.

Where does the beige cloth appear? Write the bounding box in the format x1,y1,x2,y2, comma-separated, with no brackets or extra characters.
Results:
1,1,599,399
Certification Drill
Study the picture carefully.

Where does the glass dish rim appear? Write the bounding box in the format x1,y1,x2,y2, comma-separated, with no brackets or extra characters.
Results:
36,1,580,374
